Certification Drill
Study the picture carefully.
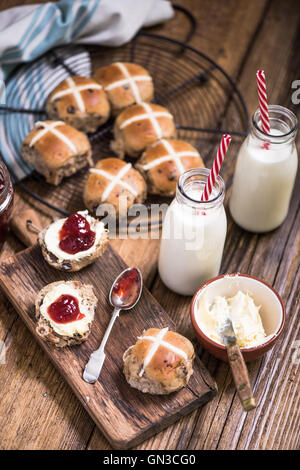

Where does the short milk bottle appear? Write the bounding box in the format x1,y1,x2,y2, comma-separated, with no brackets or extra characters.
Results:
158,168,227,296
229,105,298,232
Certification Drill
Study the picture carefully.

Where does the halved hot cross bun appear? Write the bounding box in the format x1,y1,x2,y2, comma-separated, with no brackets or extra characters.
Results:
21,120,92,185
111,103,176,159
46,76,110,133
136,139,205,197
83,157,147,216
35,280,97,348
38,211,109,272
93,62,154,116
123,327,195,395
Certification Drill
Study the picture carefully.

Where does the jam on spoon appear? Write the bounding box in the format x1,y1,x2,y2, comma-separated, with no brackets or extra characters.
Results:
59,213,96,255
47,294,84,324
111,267,142,308
83,267,143,383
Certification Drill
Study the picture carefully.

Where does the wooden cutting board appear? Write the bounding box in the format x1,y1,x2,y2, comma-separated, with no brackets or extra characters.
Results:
0,244,217,449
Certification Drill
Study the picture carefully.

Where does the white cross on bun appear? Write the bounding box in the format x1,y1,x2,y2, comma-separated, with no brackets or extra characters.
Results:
35,281,97,348
21,120,93,185
83,157,147,216
46,76,110,133
111,103,176,159
136,139,205,197
123,327,195,395
93,62,154,116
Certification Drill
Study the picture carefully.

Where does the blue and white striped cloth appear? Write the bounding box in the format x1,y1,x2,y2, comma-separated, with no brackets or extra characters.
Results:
1,47,92,181
0,0,174,181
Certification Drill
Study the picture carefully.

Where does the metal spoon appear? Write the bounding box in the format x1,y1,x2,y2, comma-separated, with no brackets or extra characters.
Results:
83,267,143,384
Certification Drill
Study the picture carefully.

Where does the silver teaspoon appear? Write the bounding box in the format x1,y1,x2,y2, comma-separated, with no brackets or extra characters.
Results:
83,267,143,384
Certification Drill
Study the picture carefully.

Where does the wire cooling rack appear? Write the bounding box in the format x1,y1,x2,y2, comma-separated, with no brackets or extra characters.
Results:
0,4,249,225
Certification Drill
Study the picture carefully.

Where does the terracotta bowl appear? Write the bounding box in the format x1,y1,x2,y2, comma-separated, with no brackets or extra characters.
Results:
190,273,286,362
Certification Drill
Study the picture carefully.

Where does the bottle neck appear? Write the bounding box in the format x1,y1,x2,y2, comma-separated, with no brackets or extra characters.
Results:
251,105,298,145
176,168,225,211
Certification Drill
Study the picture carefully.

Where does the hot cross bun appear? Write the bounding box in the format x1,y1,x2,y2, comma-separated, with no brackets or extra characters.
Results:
83,157,147,217
46,76,110,133
123,327,195,395
136,139,205,196
111,103,176,159
21,120,92,185
93,62,154,116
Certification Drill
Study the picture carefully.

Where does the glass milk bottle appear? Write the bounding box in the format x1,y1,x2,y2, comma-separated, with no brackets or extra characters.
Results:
229,105,298,232
158,168,227,296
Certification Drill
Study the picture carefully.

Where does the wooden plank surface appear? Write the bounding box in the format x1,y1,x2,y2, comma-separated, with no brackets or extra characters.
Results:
0,244,217,449
0,0,299,450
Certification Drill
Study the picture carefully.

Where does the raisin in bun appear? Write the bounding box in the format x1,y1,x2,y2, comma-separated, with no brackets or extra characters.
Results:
93,62,154,116
46,76,110,133
136,139,205,196
38,211,109,272
123,327,195,395
21,120,92,185
83,158,147,216
35,281,97,348
111,103,176,159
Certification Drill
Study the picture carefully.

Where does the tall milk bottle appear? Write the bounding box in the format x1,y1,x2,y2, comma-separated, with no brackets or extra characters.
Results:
158,168,227,296
229,105,298,232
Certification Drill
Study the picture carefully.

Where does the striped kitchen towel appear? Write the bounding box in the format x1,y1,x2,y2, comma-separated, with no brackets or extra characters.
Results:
0,0,174,181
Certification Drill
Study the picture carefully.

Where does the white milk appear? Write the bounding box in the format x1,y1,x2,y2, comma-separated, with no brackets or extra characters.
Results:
158,169,227,296
230,106,298,232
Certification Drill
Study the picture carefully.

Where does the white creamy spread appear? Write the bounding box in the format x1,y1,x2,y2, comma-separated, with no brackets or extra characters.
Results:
44,211,104,262
196,290,266,348
39,283,94,337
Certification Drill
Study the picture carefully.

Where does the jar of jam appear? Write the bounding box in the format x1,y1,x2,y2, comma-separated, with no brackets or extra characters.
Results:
0,160,14,251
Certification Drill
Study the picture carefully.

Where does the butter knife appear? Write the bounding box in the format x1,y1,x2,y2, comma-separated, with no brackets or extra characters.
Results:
219,317,256,412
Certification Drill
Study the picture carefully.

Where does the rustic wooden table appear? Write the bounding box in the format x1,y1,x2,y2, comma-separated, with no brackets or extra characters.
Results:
0,0,299,450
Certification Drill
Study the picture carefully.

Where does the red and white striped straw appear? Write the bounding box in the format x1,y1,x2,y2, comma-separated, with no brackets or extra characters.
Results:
201,134,232,201
256,70,270,134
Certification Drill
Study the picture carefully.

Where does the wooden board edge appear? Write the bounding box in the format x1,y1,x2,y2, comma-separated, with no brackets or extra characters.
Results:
113,388,217,449
0,244,34,266
188,357,218,397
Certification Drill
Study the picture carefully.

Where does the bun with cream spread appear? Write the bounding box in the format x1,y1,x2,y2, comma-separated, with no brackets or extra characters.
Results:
38,211,109,272
35,280,97,348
